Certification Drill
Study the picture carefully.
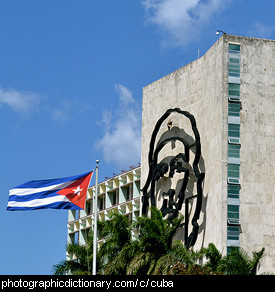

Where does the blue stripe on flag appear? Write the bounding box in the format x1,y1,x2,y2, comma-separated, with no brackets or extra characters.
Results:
7,200,81,211
12,171,91,189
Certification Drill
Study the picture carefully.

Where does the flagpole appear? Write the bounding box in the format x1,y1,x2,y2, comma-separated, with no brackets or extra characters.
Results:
92,160,99,275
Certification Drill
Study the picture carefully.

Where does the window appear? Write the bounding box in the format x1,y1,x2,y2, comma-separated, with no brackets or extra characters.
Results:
228,184,240,199
228,103,240,117
227,226,239,241
228,137,241,144
122,184,133,201
228,83,241,102
72,210,79,220
229,44,240,67
127,184,133,201
85,200,93,214
228,83,240,97
228,124,240,138
228,163,240,178
227,246,239,254
228,204,239,220
229,56,240,64
109,189,119,206
229,96,241,102
98,195,105,211
74,231,79,244
229,64,240,77
229,44,240,51
228,143,240,159
81,229,89,242
228,177,240,185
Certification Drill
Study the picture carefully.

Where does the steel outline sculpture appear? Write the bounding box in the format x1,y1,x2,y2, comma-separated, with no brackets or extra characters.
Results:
142,108,205,248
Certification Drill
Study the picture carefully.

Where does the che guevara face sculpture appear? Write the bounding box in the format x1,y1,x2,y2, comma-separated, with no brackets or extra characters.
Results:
142,108,205,248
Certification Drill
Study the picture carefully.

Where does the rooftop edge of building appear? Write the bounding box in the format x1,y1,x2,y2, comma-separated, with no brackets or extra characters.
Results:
143,34,275,92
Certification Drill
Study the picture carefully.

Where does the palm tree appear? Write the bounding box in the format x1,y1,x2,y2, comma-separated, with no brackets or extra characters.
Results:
53,207,265,275
203,243,265,275
148,240,206,275
97,211,132,274
102,209,265,275
217,246,265,275
103,207,185,275
203,243,223,272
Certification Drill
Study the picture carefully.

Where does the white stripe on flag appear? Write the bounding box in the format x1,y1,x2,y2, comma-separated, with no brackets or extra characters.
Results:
7,194,71,208
8,180,76,197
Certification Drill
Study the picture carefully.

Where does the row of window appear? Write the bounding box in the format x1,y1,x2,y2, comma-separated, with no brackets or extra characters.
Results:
228,123,240,138
229,103,241,117
68,212,136,245
228,83,241,102
227,43,241,251
228,184,240,199
227,225,239,241
228,163,240,178
228,143,240,158
229,44,240,79
85,184,134,214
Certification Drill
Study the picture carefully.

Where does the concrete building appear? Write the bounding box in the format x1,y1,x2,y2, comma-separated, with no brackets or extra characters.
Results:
66,166,141,260
141,35,274,273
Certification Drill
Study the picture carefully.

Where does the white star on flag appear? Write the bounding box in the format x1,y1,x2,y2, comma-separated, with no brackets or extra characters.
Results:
73,185,83,196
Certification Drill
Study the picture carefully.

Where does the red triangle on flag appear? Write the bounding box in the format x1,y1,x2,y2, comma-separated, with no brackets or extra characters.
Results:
57,171,93,209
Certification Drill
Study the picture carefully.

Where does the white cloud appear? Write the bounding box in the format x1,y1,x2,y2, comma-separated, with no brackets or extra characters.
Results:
0,87,40,115
49,98,92,123
0,86,92,125
142,0,230,47
248,21,275,39
97,84,141,168
114,83,134,105
51,108,68,123
50,99,72,123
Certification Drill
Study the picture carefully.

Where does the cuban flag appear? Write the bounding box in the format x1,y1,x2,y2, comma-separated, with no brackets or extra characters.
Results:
7,171,93,211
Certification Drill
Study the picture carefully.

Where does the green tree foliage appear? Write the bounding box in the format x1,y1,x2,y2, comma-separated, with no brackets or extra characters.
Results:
53,207,265,275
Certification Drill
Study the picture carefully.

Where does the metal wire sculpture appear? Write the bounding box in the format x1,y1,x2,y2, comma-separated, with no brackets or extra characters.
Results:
142,108,205,248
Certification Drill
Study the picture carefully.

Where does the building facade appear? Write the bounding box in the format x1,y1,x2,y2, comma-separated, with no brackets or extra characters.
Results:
141,35,274,273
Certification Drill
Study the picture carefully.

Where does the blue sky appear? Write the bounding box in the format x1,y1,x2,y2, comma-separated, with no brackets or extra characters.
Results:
0,0,274,275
